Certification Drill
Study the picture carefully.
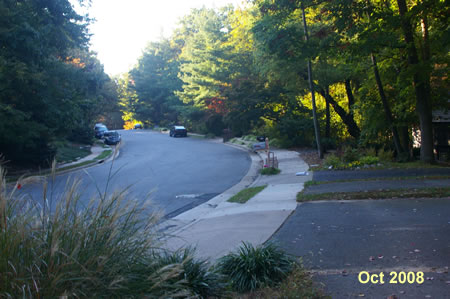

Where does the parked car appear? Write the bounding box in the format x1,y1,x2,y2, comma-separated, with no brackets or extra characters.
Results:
134,123,143,129
104,131,121,145
169,126,187,137
94,124,108,139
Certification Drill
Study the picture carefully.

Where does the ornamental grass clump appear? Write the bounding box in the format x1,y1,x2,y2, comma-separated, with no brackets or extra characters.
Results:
218,242,294,293
0,162,217,298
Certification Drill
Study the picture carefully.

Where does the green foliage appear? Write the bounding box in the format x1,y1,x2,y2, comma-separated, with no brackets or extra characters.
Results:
260,167,281,175
378,148,395,162
324,154,343,169
128,39,183,126
218,242,294,292
359,155,379,165
155,248,226,298
0,0,118,166
341,147,360,163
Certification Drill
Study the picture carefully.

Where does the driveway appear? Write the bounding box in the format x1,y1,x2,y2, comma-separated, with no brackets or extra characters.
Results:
18,130,251,218
272,198,450,298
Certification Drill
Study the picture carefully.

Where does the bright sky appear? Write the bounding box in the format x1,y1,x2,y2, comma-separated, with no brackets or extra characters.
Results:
75,0,243,76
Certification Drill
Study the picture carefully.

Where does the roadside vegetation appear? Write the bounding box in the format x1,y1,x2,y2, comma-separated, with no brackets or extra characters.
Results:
297,187,450,202
54,141,91,163
0,166,325,298
116,0,448,167
261,167,281,175
308,147,450,171
228,185,267,204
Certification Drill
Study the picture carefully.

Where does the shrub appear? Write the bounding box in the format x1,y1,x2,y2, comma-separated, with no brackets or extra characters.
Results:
155,248,226,298
378,148,394,162
341,146,360,163
268,138,282,148
363,147,377,157
359,155,379,165
218,242,294,292
260,167,281,175
324,154,343,169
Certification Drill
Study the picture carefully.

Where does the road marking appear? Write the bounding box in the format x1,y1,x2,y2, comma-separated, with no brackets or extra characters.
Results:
176,194,202,199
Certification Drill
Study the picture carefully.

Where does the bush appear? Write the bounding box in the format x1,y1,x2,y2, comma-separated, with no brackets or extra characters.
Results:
218,242,294,292
341,146,360,163
359,155,379,165
0,165,213,298
378,148,394,162
260,167,281,175
324,154,343,169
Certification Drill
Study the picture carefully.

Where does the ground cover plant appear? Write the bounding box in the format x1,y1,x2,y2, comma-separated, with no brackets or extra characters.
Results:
260,167,281,175
218,242,294,292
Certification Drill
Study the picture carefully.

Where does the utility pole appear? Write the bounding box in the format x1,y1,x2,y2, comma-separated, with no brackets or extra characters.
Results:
301,2,323,159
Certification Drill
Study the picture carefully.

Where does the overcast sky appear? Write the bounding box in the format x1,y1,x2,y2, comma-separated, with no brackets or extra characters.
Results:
73,0,243,76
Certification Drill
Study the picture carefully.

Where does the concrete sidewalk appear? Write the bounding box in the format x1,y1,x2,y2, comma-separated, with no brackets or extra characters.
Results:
162,147,309,260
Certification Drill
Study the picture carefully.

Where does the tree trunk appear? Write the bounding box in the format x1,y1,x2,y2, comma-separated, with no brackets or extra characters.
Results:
397,0,434,163
325,87,331,139
301,3,323,159
344,79,355,115
371,54,405,156
318,88,360,140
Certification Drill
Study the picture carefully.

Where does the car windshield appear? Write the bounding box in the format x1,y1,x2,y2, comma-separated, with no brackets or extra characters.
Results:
174,126,185,130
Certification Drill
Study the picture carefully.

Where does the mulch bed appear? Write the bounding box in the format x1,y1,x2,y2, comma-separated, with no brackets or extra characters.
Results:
291,148,326,168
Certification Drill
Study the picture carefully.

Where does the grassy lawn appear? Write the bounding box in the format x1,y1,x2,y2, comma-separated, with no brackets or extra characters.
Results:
94,149,112,160
228,185,267,204
297,187,450,202
55,142,91,163
303,175,450,188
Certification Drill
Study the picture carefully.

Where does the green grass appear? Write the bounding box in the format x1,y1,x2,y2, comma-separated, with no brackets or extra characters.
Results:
303,175,450,187
297,187,450,202
228,185,267,203
260,167,281,175
55,142,91,163
94,149,112,160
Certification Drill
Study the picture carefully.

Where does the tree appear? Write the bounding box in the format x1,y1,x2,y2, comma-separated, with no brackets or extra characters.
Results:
129,39,183,127
0,0,114,166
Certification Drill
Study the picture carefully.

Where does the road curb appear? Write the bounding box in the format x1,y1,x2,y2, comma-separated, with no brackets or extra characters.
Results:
159,142,263,236
6,145,119,184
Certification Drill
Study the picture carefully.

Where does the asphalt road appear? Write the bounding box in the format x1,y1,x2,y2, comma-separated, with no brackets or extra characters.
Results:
273,198,450,298
18,130,251,218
